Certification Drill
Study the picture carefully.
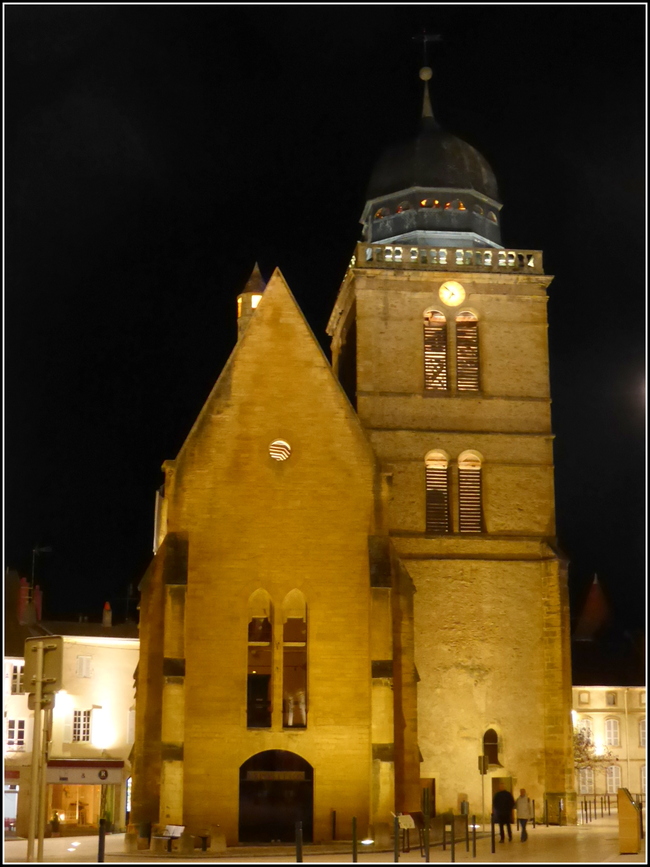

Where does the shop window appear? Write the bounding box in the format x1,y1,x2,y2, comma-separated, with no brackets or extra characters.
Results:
282,590,307,729
458,451,483,533
423,309,448,391
425,451,450,534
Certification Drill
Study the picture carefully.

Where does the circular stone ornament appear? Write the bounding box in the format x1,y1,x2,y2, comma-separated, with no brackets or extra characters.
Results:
269,440,291,461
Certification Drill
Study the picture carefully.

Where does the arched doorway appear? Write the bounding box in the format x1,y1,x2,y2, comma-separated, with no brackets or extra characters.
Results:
239,750,313,843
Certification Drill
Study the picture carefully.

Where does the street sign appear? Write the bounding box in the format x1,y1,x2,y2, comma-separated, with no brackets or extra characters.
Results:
27,693,55,710
24,636,63,694
478,754,489,774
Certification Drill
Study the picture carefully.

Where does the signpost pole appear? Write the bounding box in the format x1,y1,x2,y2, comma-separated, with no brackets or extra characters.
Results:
36,706,52,860
26,641,44,862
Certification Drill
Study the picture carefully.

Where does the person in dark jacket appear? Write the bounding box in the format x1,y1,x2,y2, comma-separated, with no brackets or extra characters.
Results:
492,784,515,842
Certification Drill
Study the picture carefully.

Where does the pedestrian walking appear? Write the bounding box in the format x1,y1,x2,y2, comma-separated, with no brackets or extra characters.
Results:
515,788,533,841
492,784,515,842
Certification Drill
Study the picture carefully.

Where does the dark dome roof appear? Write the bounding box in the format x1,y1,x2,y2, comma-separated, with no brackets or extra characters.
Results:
366,117,499,202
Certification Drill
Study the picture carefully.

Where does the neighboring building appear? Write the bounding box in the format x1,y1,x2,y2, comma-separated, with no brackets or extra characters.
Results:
4,571,138,836
132,69,575,845
573,686,646,802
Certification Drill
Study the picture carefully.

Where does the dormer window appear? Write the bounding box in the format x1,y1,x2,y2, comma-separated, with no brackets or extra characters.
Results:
375,207,390,219
420,198,440,208
396,201,411,213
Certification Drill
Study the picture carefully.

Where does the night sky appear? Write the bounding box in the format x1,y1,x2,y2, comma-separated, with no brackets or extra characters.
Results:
5,6,646,637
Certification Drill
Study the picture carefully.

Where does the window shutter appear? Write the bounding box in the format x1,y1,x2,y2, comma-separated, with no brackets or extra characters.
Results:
459,467,483,532
127,709,136,745
63,713,73,744
424,319,448,390
426,466,450,533
456,317,479,391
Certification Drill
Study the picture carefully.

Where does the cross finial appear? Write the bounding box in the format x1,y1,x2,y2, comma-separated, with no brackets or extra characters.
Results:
412,29,442,68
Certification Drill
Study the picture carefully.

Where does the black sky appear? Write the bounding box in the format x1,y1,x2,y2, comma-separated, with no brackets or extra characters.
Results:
5,5,646,634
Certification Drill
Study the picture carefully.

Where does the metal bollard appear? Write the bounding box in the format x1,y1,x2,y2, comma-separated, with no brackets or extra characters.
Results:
490,816,495,853
332,809,336,841
98,818,107,863
352,816,357,863
450,814,455,863
607,794,611,816
423,789,430,863
393,815,400,863
465,814,469,852
639,802,644,841
472,816,476,858
532,799,536,828
600,796,604,819
545,799,549,827
558,799,563,826
296,821,303,862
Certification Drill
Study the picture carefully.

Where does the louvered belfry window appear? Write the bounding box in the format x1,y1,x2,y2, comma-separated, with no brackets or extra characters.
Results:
458,454,483,533
425,452,450,534
424,310,448,391
456,311,479,391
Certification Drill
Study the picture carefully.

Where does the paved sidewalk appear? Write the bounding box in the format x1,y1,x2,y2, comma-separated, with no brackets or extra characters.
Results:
3,814,646,863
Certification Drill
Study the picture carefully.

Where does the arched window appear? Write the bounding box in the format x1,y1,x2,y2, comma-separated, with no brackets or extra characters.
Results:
579,717,593,739
483,729,501,766
578,768,594,794
472,204,484,216
247,590,273,728
487,211,498,223
456,311,479,392
425,451,450,534
420,198,440,209
605,717,620,747
423,309,448,391
606,764,621,794
282,590,307,729
458,451,483,533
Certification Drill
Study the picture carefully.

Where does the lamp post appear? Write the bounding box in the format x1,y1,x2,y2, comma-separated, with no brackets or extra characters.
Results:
31,545,52,590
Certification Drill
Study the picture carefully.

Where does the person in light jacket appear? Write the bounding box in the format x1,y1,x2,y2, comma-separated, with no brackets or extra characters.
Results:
515,788,533,842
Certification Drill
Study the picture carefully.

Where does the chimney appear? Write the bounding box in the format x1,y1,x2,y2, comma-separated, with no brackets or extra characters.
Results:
102,602,112,628
17,576,29,624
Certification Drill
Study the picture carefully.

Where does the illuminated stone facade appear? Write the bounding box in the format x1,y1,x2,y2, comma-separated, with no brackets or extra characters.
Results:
132,77,576,845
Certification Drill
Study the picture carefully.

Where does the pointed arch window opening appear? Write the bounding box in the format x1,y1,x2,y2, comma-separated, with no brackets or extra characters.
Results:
424,310,448,391
458,454,483,533
456,311,480,392
282,591,308,729
483,728,502,767
425,452,450,535
247,592,273,728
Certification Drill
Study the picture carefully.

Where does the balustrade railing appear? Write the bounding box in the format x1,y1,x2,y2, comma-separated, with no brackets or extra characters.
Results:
355,242,544,274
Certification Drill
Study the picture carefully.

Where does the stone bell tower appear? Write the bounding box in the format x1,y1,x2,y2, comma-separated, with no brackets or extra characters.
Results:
328,67,575,821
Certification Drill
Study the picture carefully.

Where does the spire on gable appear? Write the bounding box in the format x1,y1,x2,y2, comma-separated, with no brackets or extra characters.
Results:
237,262,266,340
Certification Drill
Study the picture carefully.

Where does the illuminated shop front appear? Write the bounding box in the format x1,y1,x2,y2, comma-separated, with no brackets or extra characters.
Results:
46,760,124,831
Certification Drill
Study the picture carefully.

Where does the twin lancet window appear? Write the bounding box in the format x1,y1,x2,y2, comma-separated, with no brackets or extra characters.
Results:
424,309,479,392
426,451,483,534
246,589,307,729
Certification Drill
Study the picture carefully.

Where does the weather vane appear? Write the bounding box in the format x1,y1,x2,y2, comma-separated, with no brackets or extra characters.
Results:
412,29,442,68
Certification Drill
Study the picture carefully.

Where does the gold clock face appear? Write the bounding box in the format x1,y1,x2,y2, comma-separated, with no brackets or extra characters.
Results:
438,280,466,306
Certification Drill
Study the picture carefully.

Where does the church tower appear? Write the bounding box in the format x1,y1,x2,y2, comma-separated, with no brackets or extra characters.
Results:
328,67,575,821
